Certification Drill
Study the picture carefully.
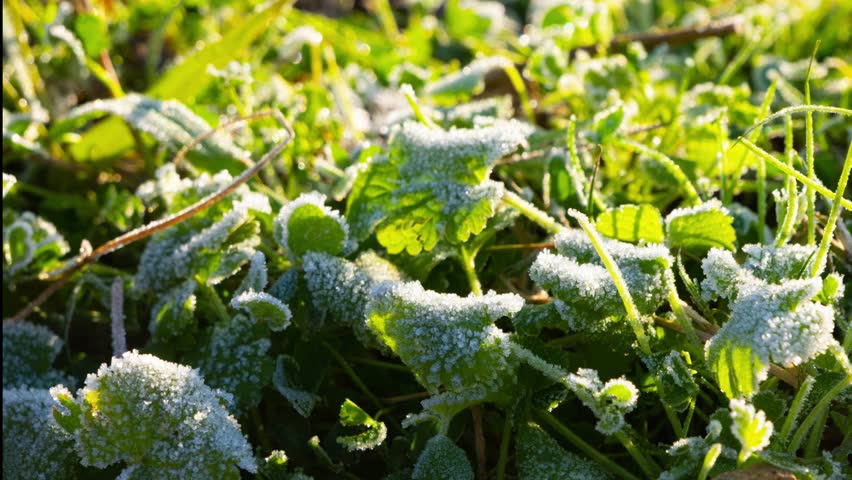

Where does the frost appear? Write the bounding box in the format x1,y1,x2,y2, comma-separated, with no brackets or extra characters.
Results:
198,314,273,410
3,387,78,480
274,191,352,260
664,199,737,251
729,399,773,460
412,435,474,480
336,399,387,451
3,211,70,280
230,290,292,332
529,229,670,332
564,368,638,435
235,251,269,296
51,350,256,479
367,281,523,398
273,355,318,417
516,422,610,480
278,26,322,61
302,250,403,350
2,321,69,389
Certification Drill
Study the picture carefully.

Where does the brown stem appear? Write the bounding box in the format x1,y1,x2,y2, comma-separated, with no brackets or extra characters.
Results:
6,110,293,323
471,405,487,480
571,17,743,57
487,242,555,251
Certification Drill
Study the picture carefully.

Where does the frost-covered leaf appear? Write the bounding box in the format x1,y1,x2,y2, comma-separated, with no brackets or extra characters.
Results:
595,204,664,244
2,322,69,389
235,251,269,296
346,120,531,254
424,56,511,100
231,290,292,332
273,355,318,418
565,368,639,435
516,422,610,479
51,351,256,478
198,314,273,410
643,351,699,412
702,246,836,398
729,399,773,461
54,94,248,160
529,229,670,333
302,251,403,349
3,388,78,480
149,279,197,339
2,172,16,197
336,399,387,451
511,302,566,336
3,211,70,281
367,281,523,400
412,435,474,480
665,200,736,251
274,192,351,260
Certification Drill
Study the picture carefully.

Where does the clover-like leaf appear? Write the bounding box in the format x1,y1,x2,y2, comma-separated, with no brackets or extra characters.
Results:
367,281,524,398
273,355,318,418
516,421,610,479
230,290,292,332
665,200,736,251
412,434,474,480
336,399,387,452
564,368,639,435
3,211,70,281
50,351,256,479
596,204,664,244
729,399,774,462
3,388,78,480
3,321,69,389
275,192,351,260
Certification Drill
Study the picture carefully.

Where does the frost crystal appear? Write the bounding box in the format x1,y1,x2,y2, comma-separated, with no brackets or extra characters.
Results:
729,399,773,460
302,250,403,349
367,281,524,397
274,191,352,260
3,387,77,480
3,321,69,389
3,211,70,280
516,422,610,479
2,172,16,197
273,355,318,417
564,368,639,435
51,350,256,479
530,229,670,332
412,434,474,480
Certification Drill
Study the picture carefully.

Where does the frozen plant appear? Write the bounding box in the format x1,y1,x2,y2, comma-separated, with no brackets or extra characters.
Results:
50,350,256,479
3,210,70,281
274,191,353,260
2,321,69,389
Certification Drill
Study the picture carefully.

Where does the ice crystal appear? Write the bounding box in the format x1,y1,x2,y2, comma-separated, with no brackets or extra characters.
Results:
3,210,70,280
2,172,16,197
2,321,69,389
336,399,387,452
367,281,524,398
516,422,610,480
51,350,256,479
729,399,773,459
302,250,403,350
564,368,639,435
230,290,292,332
273,355,318,417
412,434,474,480
274,191,352,260
529,229,670,332
3,387,77,480
198,314,273,410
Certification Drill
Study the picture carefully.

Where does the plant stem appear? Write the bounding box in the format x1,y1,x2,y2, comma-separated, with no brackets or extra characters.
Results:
471,405,487,480
401,84,437,128
738,138,852,210
535,410,641,480
496,414,511,480
663,403,684,438
321,340,383,410
566,209,651,355
804,407,829,459
810,143,851,277
779,375,815,445
775,115,799,246
501,63,535,124
787,373,852,454
804,43,819,246
194,276,230,323
614,137,700,205
614,430,662,479
698,443,722,480
503,191,564,234
351,357,411,373
458,245,483,296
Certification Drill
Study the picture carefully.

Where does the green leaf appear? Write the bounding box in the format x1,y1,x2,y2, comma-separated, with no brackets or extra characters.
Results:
273,355,318,418
412,435,474,480
708,340,767,399
666,200,736,251
596,204,664,244
287,204,346,257
73,14,109,58
230,291,292,332
69,0,287,162
424,57,511,101
729,399,774,459
643,351,699,412
516,422,610,480
336,399,387,452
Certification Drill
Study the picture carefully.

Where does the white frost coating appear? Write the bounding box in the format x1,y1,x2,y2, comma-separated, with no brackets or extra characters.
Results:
367,281,523,395
700,248,742,301
274,191,351,259
235,251,268,296
564,368,639,435
277,26,322,60
230,290,293,332
2,321,68,389
412,434,474,480
3,211,70,277
3,387,77,480
424,56,512,97
664,199,729,227
2,172,16,197
516,422,611,480
391,119,532,182
741,243,819,281
51,351,256,478
273,355,318,417
729,399,773,457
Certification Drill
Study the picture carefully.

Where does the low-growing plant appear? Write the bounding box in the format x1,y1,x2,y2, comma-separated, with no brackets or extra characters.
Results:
3,0,851,479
